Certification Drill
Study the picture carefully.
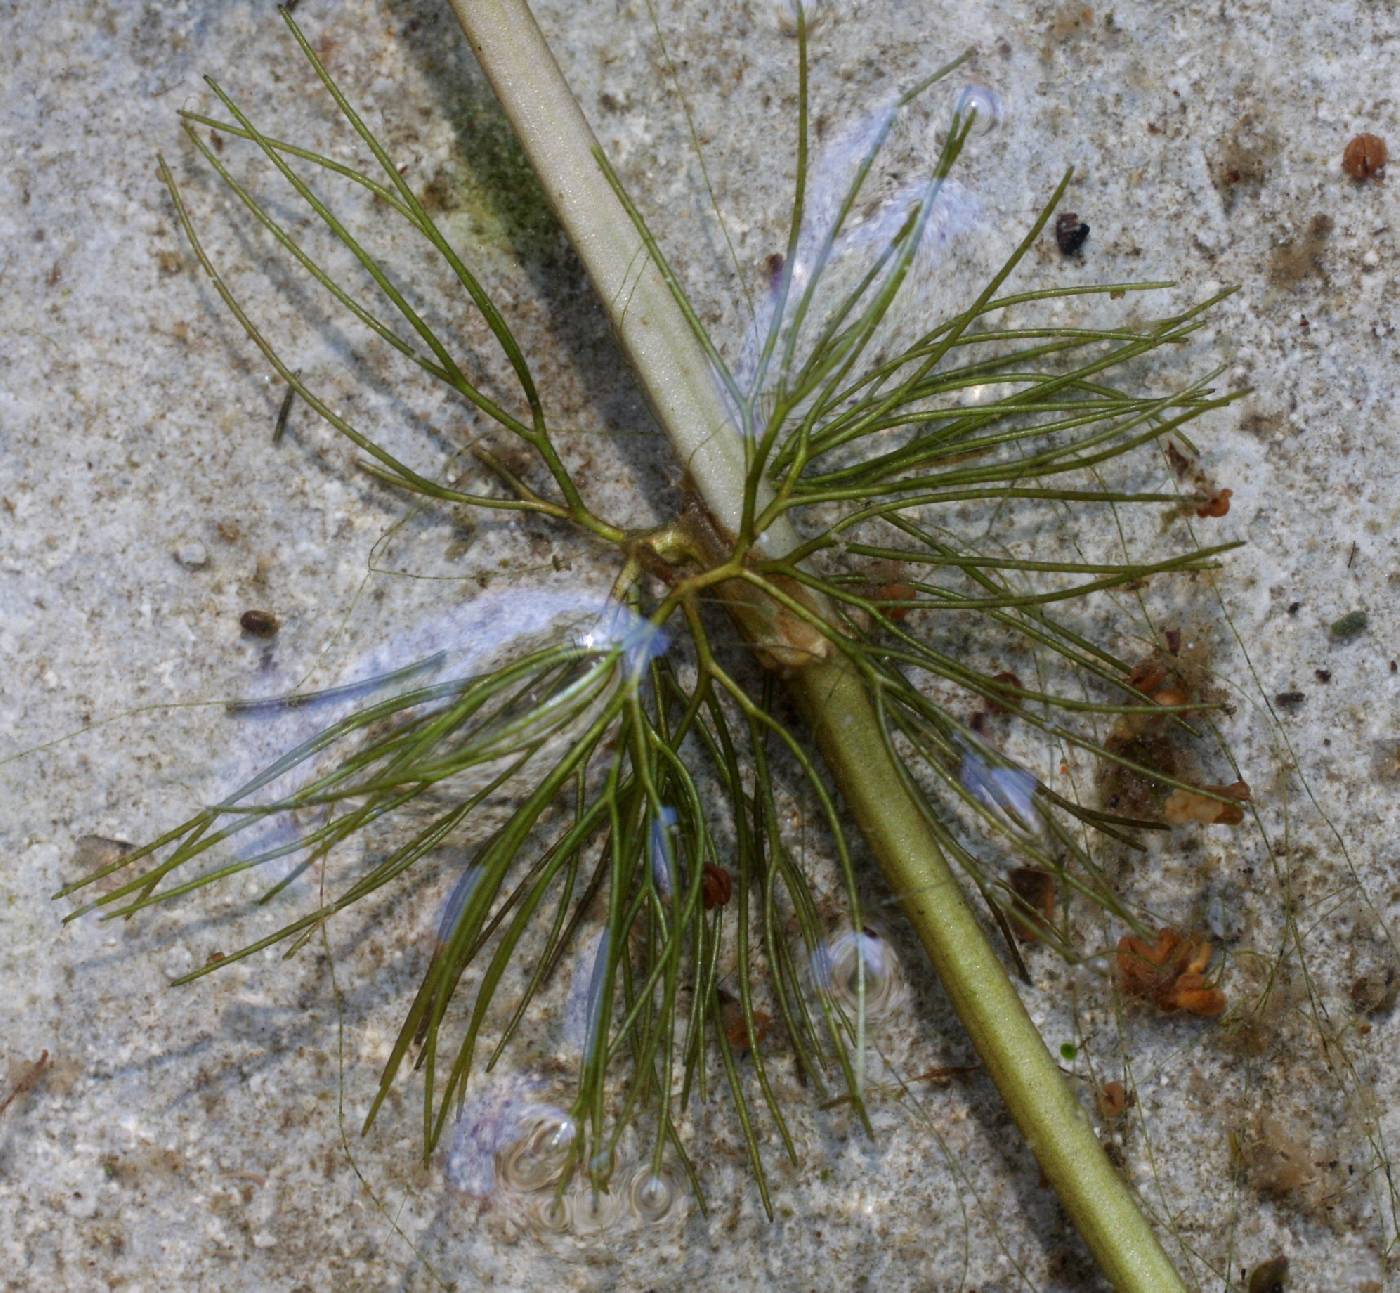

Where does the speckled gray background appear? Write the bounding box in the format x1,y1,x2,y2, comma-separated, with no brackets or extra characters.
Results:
2,2,1397,1290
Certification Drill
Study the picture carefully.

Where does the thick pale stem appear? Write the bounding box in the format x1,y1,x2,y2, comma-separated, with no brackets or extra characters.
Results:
448,0,790,550
450,2,1188,1289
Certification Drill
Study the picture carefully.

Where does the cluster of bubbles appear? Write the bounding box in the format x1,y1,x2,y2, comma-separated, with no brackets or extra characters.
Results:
496,1107,578,1192
808,923,908,1021
505,1157,683,1242
446,1078,684,1242
503,1166,673,1239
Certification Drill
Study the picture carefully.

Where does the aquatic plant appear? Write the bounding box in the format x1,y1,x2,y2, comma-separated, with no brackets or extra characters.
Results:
51,3,1287,1288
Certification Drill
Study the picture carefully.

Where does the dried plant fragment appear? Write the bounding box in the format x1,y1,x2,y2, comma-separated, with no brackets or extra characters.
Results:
1096,1079,1132,1121
1195,487,1232,518
1267,213,1332,290
1116,927,1226,1017
0,1050,51,1119
718,992,772,1055
1163,779,1251,826
1165,439,1233,521
1102,639,1251,827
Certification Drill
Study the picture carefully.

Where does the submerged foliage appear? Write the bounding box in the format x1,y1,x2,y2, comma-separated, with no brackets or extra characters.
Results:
61,8,1250,1215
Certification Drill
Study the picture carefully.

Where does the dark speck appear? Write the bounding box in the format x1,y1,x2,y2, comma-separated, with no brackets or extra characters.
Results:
240,609,280,639
1246,1255,1288,1293
1055,212,1090,256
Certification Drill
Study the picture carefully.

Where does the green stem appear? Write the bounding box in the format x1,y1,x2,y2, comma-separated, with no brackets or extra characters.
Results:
793,659,1186,1293
449,2,1187,1288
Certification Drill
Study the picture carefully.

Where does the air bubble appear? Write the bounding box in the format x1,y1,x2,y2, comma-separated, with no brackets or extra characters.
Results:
497,1108,578,1192
958,746,1043,835
520,1191,572,1236
950,83,1004,137
650,805,680,899
810,924,907,1019
629,1166,677,1223
571,1184,628,1236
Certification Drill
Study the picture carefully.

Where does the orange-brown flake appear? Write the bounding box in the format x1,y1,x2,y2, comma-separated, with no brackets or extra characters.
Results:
874,581,918,622
1126,657,1169,696
1165,439,1233,523
718,995,772,1054
1342,132,1388,180
987,670,1024,713
701,863,732,910
1096,1079,1132,1120
1163,779,1251,826
1195,487,1232,518
1116,927,1227,1017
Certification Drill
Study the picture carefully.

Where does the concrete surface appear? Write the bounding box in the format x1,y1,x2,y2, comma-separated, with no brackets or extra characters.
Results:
1,1,1397,1290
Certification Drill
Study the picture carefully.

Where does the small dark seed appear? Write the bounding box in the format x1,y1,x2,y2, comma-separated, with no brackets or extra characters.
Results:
239,609,280,639
1342,132,1387,181
1054,211,1090,255
701,863,732,910
1314,669,1331,683
1274,691,1306,707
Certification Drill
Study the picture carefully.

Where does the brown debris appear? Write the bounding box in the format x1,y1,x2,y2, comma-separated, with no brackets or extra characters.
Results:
1096,1079,1133,1121
239,609,280,638
873,581,918,622
1210,116,1279,211
986,670,1024,713
0,1051,51,1119
1195,487,1233,518
718,994,771,1054
701,863,733,910
1165,439,1235,520
1116,927,1227,1017
1244,1114,1321,1198
1006,867,1055,943
1247,1256,1289,1293
1342,132,1387,181
1054,211,1090,256
1268,213,1332,290
1099,640,1228,818
1162,779,1251,826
